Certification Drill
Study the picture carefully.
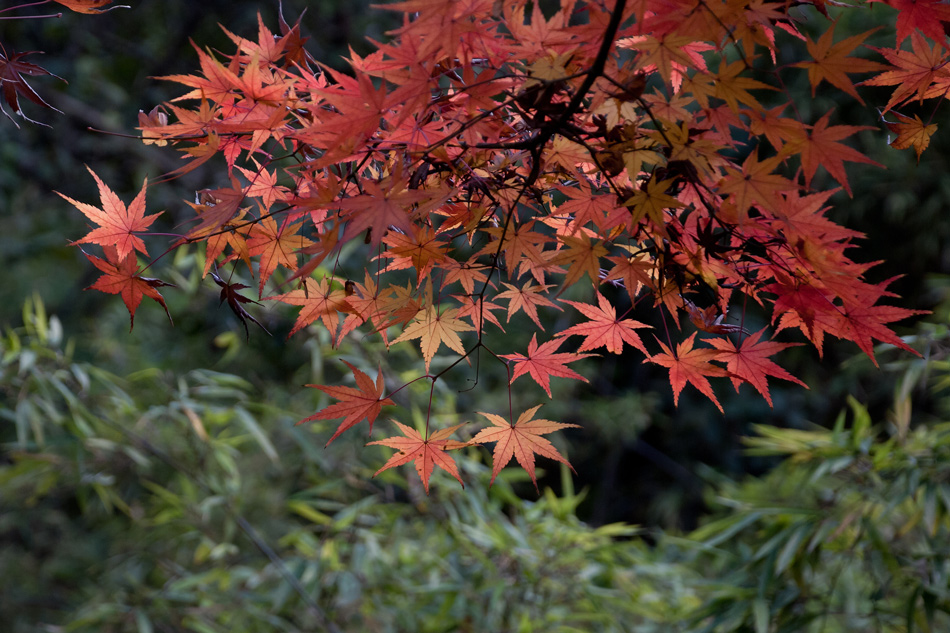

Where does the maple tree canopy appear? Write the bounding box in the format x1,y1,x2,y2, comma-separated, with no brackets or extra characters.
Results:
45,0,939,491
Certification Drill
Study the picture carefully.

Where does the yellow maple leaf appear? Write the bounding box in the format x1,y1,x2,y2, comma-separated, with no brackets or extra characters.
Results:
391,305,475,373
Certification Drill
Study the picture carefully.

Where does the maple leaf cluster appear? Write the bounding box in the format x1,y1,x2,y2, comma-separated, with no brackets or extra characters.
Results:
62,0,938,491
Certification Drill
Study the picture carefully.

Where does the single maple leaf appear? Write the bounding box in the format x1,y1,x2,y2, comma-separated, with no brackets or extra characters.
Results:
604,248,656,300
138,106,169,146
202,208,252,277
472,406,580,491
267,277,352,337
626,34,711,87
836,301,926,365
792,24,886,105
246,215,313,296
883,111,937,162
496,282,562,330
60,167,160,261
367,421,467,493
709,58,777,113
869,0,950,45
623,177,684,236
390,305,475,373
210,269,270,340
717,153,795,219
787,110,881,196
452,294,506,333
0,47,63,126
767,279,841,356
765,189,862,244
81,246,174,330
237,164,291,210
183,177,246,241
381,225,448,283
298,360,395,446
160,42,241,104
865,32,950,113
501,334,593,397
557,291,650,354
550,232,608,289
52,0,128,13
480,220,550,279
707,329,807,406
649,333,728,412
336,176,432,249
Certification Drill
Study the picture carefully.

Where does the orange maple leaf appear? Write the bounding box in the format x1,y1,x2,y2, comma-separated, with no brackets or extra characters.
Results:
718,153,794,219
390,304,474,373
551,232,608,289
649,333,728,412
496,282,562,330
246,216,313,296
473,406,579,491
557,291,650,354
707,329,807,407
501,334,593,397
81,246,174,330
52,0,127,14
60,167,160,261
883,111,937,162
298,360,395,446
202,208,251,277
267,277,352,337
623,177,683,236
710,58,777,113
368,421,467,494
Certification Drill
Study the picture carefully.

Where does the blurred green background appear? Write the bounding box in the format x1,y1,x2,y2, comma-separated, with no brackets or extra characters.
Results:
3,2,950,631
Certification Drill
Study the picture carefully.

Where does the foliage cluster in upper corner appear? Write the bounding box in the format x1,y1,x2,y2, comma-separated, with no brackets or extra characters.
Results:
21,0,939,488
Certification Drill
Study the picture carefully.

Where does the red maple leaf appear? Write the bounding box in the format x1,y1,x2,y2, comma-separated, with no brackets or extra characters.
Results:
81,246,174,330
210,269,270,339
501,334,594,397
783,110,882,196
60,167,160,261
0,47,63,125
368,421,468,493
792,24,886,105
298,360,395,446
870,0,950,45
707,329,807,407
472,406,579,491
649,333,728,412
336,176,441,249
836,300,926,365
556,291,650,354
